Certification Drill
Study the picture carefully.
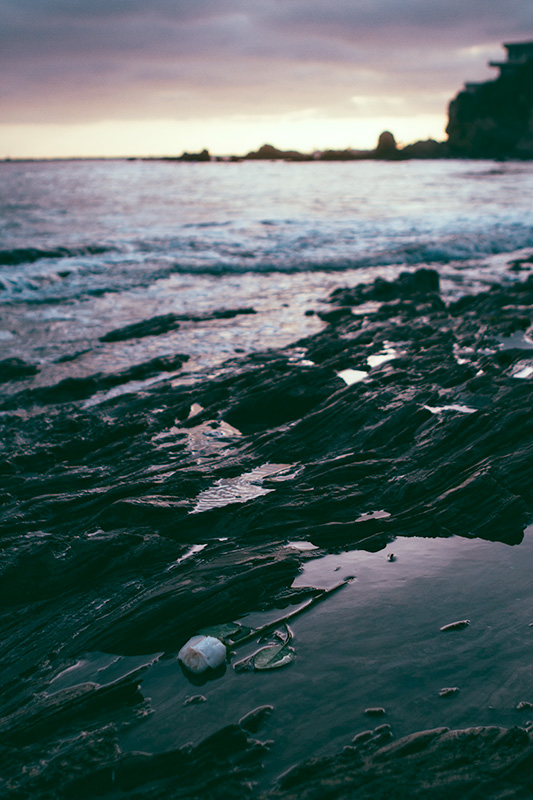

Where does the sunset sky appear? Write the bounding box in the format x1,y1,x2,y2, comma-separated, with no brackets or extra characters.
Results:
1,0,532,159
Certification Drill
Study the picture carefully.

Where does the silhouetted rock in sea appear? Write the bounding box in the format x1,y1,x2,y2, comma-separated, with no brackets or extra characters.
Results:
3,260,533,796
318,133,448,161
318,148,367,161
99,307,256,343
374,130,399,159
400,138,448,159
244,143,312,161
160,149,212,162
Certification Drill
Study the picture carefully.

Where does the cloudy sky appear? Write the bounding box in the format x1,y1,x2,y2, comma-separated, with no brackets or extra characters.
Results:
1,0,532,158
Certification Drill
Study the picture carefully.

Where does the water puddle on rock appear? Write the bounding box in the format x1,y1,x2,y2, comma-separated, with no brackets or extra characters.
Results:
189,463,299,514
337,368,368,386
513,364,533,379
337,342,399,386
113,526,533,788
423,403,478,414
367,344,398,369
500,331,533,351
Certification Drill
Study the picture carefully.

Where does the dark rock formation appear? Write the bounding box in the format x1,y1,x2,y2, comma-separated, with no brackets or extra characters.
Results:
374,130,399,159
161,149,211,162
4,261,533,797
319,148,367,161
400,139,448,159
100,308,256,343
0,357,39,382
264,724,533,799
244,144,311,161
447,50,533,159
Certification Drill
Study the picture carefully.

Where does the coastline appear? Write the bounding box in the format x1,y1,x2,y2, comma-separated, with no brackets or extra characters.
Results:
2,253,533,796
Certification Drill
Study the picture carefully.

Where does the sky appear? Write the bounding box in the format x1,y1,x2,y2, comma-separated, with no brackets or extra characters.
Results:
1,0,532,159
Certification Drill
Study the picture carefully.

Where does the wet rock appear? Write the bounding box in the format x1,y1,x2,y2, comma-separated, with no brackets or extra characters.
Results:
365,708,386,717
1,353,189,406
4,266,533,796
99,308,256,344
0,357,39,381
239,705,274,733
183,695,207,706
439,688,460,698
266,725,533,799
88,552,300,655
100,313,183,342
0,668,147,746
352,730,373,745
330,268,440,306
440,620,470,632
5,718,267,799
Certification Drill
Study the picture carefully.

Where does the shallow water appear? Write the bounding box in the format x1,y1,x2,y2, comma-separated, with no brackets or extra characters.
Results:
46,527,533,787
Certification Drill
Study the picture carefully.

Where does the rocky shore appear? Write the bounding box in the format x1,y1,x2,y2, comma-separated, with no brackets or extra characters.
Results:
2,256,533,797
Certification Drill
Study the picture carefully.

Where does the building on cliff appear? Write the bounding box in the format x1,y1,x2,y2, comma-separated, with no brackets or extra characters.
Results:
489,41,533,75
446,41,533,159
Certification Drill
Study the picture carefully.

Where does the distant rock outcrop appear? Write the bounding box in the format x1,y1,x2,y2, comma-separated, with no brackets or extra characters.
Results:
400,138,448,159
179,149,211,162
161,149,211,162
446,42,533,159
319,148,363,161
374,130,399,159
244,144,311,161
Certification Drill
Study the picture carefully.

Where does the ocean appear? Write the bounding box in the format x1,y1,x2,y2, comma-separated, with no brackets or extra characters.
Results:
2,158,533,401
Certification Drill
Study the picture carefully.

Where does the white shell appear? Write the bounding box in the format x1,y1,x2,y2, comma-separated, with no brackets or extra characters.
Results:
178,635,227,674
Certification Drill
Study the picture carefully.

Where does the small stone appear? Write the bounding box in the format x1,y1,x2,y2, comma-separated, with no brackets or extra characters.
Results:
352,730,373,745
239,705,273,733
374,729,394,744
387,553,396,562
365,707,386,717
439,687,460,697
183,695,207,706
440,619,470,632
374,724,392,734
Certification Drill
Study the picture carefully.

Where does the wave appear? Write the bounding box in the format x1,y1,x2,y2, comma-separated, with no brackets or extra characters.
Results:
1,224,532,307
0,245,113,267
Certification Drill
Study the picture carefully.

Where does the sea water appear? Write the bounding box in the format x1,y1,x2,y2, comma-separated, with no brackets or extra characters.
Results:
1,158,533,399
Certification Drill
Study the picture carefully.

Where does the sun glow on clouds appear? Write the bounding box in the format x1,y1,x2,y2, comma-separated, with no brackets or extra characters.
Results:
0,113,447,160
0,0,529,159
